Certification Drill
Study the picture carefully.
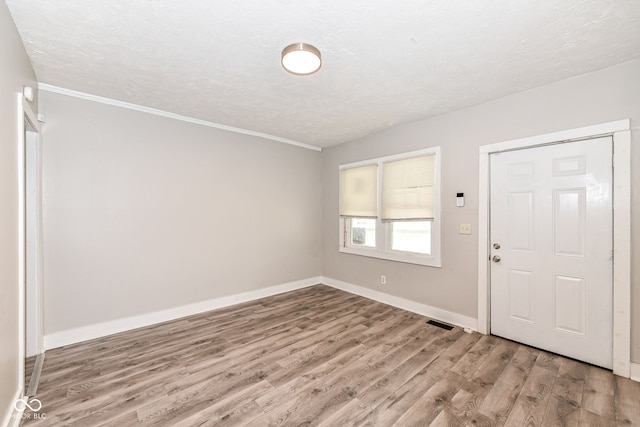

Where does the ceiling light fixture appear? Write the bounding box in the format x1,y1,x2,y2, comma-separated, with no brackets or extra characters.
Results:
281,43,322,75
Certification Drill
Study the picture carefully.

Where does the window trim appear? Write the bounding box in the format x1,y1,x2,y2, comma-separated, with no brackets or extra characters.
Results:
339,147,442,267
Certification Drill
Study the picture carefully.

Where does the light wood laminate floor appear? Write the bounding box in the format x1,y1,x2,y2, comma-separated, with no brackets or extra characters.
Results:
22,285,640,426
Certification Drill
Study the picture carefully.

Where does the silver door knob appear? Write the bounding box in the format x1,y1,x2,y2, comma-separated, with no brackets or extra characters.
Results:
492,255,501,263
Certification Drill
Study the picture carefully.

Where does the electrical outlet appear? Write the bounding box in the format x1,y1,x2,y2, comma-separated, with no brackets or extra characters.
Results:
459,223,472,235
380,275,386,285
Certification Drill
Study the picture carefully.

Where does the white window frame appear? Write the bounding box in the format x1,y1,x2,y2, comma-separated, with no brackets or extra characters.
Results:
339,147,441,267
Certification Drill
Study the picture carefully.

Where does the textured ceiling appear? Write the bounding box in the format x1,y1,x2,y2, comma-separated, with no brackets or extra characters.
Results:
6,0,640,148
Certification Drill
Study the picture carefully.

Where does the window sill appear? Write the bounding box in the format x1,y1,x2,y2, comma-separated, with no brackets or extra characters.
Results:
339,246,442,267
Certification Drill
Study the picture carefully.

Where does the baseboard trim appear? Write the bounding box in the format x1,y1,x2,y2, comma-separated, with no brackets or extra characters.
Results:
2,387,23,427
44,277,321,349
631,363,640,382
43,276,482,349
321,276,478,332
36,276,636,383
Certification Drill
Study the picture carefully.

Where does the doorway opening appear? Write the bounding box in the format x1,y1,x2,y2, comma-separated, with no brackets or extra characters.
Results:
477,120,631,377
489,136,612,368
18,93,44,398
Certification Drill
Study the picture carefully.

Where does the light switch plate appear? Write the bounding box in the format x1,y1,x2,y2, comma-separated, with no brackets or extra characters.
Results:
460,224,472,235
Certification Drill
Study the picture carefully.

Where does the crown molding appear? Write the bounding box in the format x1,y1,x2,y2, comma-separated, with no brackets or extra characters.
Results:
37,84,322,152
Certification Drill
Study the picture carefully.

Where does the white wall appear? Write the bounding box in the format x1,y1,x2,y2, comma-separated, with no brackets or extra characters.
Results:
40,91,322,337
321,59,640,362
0,2,38,425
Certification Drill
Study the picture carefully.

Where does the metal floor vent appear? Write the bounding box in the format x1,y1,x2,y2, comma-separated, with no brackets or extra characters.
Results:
426,320,454,330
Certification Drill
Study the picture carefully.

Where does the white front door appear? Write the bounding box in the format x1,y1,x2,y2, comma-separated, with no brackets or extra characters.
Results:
490,136,613,368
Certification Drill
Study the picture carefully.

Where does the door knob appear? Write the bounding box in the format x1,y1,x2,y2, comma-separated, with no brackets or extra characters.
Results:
492,255,501,263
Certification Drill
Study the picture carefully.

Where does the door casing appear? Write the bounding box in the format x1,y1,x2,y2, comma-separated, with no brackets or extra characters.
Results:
17,93,42,396
25,124,43,357
477,119,631,377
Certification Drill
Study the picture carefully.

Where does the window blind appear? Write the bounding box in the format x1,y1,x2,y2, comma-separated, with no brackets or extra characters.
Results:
339,164,378,218
382,154,435,221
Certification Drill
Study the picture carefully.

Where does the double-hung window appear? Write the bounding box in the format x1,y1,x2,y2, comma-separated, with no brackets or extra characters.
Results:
338,147,441,267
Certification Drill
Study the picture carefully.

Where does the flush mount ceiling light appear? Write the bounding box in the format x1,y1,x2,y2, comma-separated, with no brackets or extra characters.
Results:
281,43,322,75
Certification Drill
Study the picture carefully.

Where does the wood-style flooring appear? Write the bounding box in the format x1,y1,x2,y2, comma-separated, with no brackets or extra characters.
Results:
22,285,640,426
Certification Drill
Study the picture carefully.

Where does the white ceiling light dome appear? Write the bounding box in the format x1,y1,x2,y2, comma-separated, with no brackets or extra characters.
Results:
281,43,321,75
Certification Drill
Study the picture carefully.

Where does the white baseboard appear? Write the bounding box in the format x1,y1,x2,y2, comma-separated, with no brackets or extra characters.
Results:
631,363,640,382
2,387,23,427
44,275,482,350
321,276,478,332
34,275,638,384
44,277,321,349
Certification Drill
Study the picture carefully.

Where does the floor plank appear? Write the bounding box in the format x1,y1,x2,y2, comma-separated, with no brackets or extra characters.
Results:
582,364,616,421
614,375,640,426
21,285,640,426
504,363,557,426
475,344,539,425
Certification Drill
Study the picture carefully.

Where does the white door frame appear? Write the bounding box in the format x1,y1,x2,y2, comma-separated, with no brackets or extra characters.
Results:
477,119,631,377
17,93,42,395
25,123,43,357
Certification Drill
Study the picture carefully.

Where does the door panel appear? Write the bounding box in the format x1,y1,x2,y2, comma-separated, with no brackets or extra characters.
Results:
490,136,613,368
509,269,534,322
508,192,534,251
553,188,585,256
553,275,585,334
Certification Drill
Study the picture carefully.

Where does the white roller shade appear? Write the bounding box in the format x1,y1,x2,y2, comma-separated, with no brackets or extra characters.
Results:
339,164,378,218
382,154,435,221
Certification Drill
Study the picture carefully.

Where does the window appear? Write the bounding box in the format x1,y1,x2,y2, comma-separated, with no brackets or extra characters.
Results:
348,218,376,248
339,147,441,267
391,221,431,254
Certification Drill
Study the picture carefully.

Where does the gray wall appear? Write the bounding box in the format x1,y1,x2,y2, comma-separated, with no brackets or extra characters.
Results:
9,29,639,399
0,1,38,423
40,91,322,334
321,59,640,362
